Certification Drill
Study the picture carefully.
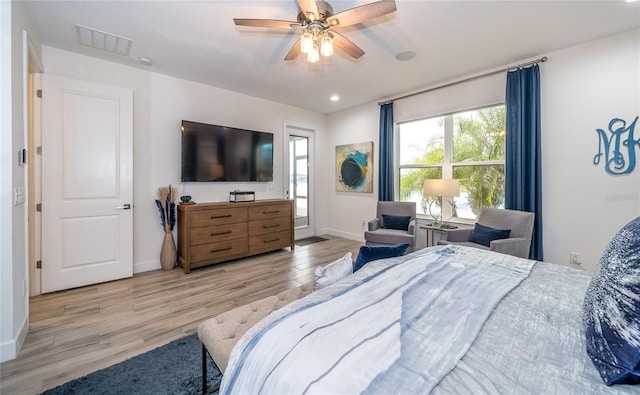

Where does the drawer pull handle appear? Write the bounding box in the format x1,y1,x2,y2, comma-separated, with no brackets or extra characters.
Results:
211,247,232,253
263,210,280,214
211,230,232,236
263,224,280,229
264,238,280,243
211,214,232,219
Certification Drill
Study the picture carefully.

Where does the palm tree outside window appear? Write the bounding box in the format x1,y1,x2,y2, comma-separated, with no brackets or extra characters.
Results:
397,104,506,223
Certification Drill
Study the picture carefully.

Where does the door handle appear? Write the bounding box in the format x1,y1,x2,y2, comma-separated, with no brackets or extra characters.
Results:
116,204,131,210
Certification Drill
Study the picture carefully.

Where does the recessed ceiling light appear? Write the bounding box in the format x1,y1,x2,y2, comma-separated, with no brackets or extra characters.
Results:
139,57,152,66
395,51,416,61
624,0,638,3
330,95,340,102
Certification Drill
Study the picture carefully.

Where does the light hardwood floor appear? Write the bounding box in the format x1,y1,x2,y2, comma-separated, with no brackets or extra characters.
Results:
0,235,363,395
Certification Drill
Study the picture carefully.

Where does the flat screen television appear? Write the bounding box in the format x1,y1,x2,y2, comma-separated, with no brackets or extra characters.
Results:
181,120,274,182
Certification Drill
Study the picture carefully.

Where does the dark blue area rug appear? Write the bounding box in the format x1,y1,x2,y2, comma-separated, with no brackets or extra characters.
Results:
41,334,222,395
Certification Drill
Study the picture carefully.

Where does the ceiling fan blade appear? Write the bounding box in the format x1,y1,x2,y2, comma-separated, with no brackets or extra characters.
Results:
234,19,301,29
326,0,396,28
331,32,365,59
296,0,319,21
285,37,302,61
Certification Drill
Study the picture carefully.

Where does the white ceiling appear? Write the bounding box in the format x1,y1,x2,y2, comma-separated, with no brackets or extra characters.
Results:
24,1,640,114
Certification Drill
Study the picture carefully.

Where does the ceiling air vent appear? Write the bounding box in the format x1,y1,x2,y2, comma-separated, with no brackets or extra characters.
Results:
75,24,132,56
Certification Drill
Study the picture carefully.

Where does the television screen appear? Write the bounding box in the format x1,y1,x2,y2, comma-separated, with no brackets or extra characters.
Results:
181,120,274,182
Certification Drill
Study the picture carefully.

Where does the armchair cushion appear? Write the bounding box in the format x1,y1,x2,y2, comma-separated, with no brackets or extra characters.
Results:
353,243,409,272
490,237,530,258
382,214,412,231
442,228,474,242
365,201,417,253
438,208,534,259
468,223,511,247
368,218,381,232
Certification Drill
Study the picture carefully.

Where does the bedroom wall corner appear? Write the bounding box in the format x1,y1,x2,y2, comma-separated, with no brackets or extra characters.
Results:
1,0,42,362
40,47,327,274
541,28,640,271
326,104,380,242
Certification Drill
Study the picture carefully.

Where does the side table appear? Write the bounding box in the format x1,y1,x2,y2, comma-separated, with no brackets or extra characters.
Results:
420,223,473,247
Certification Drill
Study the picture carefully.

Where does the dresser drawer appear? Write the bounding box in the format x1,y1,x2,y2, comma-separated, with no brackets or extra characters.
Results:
178,200,293,273
249,230,292,253
190,238,248,263
248,203,291,221
191,207,248,227
190,223,248,246
249,217,291,237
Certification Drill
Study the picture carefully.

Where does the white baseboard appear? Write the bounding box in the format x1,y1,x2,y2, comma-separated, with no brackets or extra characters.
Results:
133,259,161,274
0,315,28,363
0,339,17,363
321,228,364,243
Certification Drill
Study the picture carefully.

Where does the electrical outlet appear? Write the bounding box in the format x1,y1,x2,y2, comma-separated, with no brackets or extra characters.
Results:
570,251,582,265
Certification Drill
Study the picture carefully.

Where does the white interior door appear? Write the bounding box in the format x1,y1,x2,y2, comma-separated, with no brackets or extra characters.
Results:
41,75,133,293
284,125,315,240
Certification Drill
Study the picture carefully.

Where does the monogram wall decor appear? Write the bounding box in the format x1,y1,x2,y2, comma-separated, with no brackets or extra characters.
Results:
593,116,639,175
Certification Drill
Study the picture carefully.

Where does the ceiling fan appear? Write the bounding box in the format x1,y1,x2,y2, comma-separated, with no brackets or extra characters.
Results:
234,0,397,63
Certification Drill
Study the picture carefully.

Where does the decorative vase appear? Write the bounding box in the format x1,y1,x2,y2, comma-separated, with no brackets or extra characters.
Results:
160,231,177,270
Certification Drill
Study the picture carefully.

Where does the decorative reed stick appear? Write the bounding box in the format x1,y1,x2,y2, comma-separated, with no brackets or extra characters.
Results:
155,184,178,232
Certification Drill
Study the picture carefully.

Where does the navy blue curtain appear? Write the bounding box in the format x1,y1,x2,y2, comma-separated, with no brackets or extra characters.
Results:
505,65,543,260
378,102,394,201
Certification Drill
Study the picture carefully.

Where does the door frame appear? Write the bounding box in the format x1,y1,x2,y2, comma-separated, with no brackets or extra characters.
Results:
26,33,43,296
283,123,315,240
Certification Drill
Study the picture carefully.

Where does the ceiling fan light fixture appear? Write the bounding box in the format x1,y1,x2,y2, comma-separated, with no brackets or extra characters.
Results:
307,44,320,63
320,34,333,56
301,31,314,54
233,0,397,64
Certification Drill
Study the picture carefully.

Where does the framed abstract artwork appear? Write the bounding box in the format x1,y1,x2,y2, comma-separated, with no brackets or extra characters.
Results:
335,141,373,193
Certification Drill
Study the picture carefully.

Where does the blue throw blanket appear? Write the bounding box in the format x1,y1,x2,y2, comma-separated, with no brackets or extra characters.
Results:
222,246,535,394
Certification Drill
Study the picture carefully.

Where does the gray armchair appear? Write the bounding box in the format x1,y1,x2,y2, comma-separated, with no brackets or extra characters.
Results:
438,208,535,258
364,201,417,253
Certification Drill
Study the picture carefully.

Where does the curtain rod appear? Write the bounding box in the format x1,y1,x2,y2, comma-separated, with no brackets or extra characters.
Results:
378,56,548,106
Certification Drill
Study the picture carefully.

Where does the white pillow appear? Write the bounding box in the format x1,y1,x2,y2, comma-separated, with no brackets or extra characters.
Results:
313,252,353,291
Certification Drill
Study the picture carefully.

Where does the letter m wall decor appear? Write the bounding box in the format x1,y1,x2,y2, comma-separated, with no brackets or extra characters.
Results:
593,116,640,175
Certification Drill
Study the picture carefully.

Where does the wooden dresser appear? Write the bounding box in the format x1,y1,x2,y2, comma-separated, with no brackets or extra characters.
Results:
177,199,294,273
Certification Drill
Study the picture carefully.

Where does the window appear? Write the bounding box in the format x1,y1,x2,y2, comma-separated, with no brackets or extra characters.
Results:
397,104,505,222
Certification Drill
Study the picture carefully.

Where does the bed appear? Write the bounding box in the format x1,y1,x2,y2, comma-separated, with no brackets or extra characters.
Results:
219,218,640,394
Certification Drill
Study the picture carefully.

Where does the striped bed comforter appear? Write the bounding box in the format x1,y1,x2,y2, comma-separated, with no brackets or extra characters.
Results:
220,246,535,394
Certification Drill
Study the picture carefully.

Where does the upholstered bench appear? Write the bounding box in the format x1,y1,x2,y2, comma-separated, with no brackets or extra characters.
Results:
198,282,314,393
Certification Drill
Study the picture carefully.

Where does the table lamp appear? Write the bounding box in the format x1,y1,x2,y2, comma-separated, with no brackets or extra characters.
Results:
423,179,460,228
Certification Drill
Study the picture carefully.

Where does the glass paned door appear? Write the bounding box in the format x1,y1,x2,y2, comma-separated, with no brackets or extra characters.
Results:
289,135,309,228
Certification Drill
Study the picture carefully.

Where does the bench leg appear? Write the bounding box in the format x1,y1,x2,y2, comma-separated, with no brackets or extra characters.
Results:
202,343,221,394
202,343,208,395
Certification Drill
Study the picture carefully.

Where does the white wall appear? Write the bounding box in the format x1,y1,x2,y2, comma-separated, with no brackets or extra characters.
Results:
324,104,381,240
42,47,327,274
1,0,42,363
327,29,640,271
542,28,640,271
325,70,506,241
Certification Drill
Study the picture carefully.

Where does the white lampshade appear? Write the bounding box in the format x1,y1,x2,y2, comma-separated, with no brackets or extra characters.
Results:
423,179,460,197
300,32,313,54
320,35,333,56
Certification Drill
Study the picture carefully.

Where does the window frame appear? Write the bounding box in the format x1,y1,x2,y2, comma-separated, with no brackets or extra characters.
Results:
395,103,506,224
